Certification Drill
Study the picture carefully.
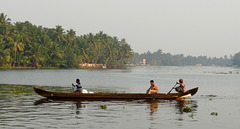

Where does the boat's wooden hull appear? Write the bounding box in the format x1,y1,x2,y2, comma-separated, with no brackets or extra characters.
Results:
34,87,198,100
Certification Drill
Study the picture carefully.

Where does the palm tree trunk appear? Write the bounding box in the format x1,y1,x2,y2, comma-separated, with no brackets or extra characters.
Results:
12,51,16,67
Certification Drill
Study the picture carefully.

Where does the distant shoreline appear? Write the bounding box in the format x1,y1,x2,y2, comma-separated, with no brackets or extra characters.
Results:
0,66,57,70
0,65,236,70
0,66,126,70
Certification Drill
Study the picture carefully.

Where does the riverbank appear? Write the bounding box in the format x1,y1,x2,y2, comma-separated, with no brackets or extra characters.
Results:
0,66,59,70
0,65,127,70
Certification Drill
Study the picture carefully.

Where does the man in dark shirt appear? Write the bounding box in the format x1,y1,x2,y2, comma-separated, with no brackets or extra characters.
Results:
72,79,82,93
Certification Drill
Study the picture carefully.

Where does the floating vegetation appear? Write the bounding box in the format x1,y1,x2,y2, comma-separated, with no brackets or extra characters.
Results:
180,106,194,113
83,105,86,108
207,95,217,97
201,95,217,97
187,100,192,104
215,72,228,75
99,105,107,110
0,84,35,96
211,112,218,116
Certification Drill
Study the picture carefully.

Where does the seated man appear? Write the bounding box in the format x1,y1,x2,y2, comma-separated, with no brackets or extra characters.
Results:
146,80,159,94
72,79,82,93
175,78,186,93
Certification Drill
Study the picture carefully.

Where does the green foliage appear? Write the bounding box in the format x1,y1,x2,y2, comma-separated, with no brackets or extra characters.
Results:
180,106,194,113
211,112,218,116
99,104,107,110
207,95,217,97
0,13,133,69
0,84,35,96
131,49,233,66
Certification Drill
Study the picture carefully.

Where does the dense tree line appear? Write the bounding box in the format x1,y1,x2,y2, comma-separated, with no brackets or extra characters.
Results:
0,13,133,68
233,52,240,67
131,49,233,66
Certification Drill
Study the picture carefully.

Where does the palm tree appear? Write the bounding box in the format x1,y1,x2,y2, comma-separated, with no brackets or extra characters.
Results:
10,33,24,67
54,25,66,44
0,13,13,43
9,22,32,67
25,42,45,68
66,29,76,46
0,13,11,35
47,42,63,67
14,22,30,43
0,39,10,66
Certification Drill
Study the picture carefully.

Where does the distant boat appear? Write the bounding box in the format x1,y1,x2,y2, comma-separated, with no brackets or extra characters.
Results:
34,87,198,100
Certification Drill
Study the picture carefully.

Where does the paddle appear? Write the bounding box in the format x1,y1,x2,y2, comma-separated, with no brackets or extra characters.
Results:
147,87,151,94
72,83,75,92
167,83,177,94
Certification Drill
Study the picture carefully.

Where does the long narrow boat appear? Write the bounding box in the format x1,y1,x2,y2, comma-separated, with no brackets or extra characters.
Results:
34,87,198,100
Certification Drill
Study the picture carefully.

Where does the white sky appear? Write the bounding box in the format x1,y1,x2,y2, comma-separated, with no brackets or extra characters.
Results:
1,0,240,57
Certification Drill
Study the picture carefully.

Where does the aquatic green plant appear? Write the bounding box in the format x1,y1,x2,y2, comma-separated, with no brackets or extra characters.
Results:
180,106,194,113
211,112,218,116
207,95,217,97
0,84,35,96
99,105,107,110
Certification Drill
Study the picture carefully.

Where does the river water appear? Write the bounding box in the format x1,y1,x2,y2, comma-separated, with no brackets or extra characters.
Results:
0,66,240,129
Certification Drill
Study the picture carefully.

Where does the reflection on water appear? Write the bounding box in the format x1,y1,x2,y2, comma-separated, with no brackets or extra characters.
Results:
175,100,198,122
145,99,198,121
75,101,82,115
147,100,159,116
176,100,198,114
33,98,198,124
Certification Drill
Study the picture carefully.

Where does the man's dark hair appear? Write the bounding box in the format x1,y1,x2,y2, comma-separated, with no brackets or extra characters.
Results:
150,80,154,83
76,79,80,82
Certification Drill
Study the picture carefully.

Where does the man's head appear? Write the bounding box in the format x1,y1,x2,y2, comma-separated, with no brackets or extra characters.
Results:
150,80,154,85
76,79,80,83
179,79,183,83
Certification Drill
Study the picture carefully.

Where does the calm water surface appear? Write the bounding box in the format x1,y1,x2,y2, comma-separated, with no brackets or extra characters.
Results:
0,66,240,129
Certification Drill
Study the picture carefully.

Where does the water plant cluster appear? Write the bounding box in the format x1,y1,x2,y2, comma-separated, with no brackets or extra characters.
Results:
207,95,217,97
211,112,218,116
180,106,194,113
99,104,107,110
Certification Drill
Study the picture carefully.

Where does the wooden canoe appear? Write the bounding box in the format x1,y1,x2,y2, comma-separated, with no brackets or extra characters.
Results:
34,87,198,100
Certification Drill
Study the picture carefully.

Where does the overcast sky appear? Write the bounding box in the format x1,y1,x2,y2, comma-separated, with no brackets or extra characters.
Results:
1,0,240,57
